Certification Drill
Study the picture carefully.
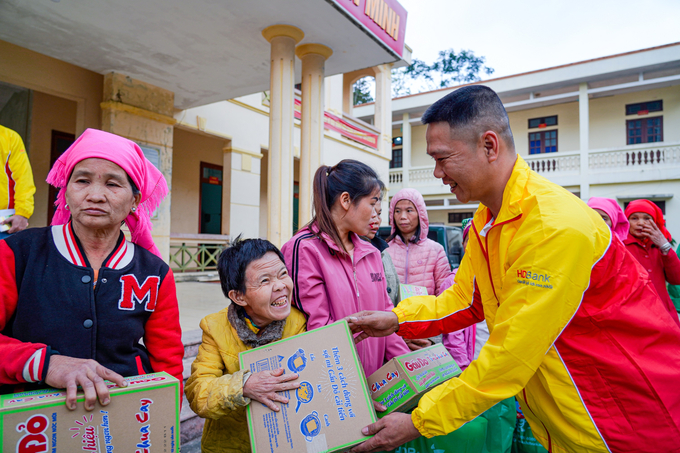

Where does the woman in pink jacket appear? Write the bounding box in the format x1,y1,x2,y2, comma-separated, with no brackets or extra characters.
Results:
281,160,409,376
386,188,451,350
387,188,450,295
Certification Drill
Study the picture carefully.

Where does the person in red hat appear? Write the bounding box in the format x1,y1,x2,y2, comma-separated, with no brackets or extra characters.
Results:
624,199,680,324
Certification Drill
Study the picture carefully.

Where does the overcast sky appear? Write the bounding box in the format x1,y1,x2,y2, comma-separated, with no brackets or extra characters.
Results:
398,0,680,80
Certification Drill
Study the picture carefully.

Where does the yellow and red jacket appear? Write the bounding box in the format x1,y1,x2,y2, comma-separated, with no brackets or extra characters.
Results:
394,156,680,453
0,125,35,219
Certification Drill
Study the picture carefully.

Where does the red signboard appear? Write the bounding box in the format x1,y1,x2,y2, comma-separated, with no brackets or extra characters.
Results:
295,99,379,149
324,111,379,148
328,0,407,58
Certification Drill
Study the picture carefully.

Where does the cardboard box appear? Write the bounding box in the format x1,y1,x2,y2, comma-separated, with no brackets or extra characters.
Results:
399,284,428,300
239,320,376,453
1,372,180,453
367,343,461,417
0,208,14,232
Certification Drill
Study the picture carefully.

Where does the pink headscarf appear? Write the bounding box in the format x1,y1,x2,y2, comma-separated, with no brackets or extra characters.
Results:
587,197,629,241
46,129,168,258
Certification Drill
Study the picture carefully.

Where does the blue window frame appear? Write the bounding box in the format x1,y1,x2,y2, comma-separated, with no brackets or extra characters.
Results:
529,130,557,154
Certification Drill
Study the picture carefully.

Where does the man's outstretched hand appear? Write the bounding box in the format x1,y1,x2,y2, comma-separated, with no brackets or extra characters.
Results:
345,311,400,344
350,412,420,452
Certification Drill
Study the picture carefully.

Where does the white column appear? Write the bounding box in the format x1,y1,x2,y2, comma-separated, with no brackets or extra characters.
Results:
262,25,304,247
296,43,332,227
325,74,344,117
401,112,411,188
579,82,590,200
374,63,394,157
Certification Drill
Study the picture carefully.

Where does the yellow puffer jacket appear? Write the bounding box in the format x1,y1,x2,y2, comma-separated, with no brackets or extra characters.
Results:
394,156,680,452
185,306,306,453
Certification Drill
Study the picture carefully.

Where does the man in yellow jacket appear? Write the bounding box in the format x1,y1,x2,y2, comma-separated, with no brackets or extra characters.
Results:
348,86,680,453
0,125,35,237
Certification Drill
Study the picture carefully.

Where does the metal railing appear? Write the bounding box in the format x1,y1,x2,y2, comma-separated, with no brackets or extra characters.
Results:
169,234,231,273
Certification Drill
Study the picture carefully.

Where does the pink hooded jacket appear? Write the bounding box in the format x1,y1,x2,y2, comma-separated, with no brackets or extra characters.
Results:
386,188,450,296
438,270,476,370
282,226,409,376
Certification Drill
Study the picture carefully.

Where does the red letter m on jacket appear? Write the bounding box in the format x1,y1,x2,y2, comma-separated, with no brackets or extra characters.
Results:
118,275,160,312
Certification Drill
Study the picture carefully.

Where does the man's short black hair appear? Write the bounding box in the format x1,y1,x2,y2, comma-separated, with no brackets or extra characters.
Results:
217,235,286,300
421,85,514,148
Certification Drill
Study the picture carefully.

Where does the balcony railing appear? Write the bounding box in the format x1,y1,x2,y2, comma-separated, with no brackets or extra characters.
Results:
169,234,231,273
526,150,581,174
388,141,680,193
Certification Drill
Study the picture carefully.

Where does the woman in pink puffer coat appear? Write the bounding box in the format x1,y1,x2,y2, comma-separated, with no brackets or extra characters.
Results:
386,188,451,296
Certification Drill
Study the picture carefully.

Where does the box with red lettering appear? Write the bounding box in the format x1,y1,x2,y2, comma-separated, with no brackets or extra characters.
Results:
366,343,461,418
1,372,179,453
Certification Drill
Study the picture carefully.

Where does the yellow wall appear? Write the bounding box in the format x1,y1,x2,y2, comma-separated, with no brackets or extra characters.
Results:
589,86,680,149
508,102,580,156
427,210,449,225
0,40,102,134
29,91,77,227
410,125,430,167
171,127,227,234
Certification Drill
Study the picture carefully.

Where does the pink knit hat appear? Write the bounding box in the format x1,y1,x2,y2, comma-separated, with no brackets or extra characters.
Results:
46,129,168,258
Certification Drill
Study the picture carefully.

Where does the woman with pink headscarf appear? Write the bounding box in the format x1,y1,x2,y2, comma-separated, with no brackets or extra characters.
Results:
623,199,680,324
587,197,629,241
0,129,184,410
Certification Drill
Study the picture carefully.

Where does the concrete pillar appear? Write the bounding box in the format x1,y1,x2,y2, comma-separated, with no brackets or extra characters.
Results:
296,43,333,227
374,63,394,157
261,25,304,247
578,82,590,200
100,72,176,261
325,74,344,117
402,112,411,188
342,75,355,116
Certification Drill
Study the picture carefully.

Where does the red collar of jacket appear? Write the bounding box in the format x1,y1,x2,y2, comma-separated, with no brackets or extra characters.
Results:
623,234,654,249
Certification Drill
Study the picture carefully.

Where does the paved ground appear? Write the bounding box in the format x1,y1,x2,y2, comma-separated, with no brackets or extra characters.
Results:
176,281,230,334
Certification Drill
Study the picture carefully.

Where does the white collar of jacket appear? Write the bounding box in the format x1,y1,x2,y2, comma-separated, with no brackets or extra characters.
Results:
51,222,135,269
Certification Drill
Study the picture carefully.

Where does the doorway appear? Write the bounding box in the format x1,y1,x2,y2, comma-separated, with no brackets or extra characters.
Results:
0,81,32,148
199,162,223,234
47,131,75,221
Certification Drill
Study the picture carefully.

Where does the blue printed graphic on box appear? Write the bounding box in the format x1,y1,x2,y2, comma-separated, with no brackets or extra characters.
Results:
295,382,313,413
287,349,307,373
300,411,321,442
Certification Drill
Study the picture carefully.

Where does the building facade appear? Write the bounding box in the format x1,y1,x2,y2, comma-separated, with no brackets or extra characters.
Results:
0,0,411,263
354,43,680,239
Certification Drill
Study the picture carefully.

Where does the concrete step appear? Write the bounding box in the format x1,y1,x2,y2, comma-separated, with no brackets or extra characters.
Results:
180,329,205,448
174,271,220,282
181,437,202,453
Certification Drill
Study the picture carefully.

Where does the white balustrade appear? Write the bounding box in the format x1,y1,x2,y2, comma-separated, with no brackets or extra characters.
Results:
409,166,439,185
589,143,680,170
388,170,402,185
387,142,680,195
524,151,581,175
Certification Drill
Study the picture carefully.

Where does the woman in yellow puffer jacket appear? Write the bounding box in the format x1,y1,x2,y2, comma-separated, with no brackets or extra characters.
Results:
185,238,306,453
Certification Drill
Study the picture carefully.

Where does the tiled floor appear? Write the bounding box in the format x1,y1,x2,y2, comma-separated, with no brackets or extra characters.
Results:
176,281,230,334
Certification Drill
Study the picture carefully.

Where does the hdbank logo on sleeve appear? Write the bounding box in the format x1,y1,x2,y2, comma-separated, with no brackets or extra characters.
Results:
516,269,553,289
